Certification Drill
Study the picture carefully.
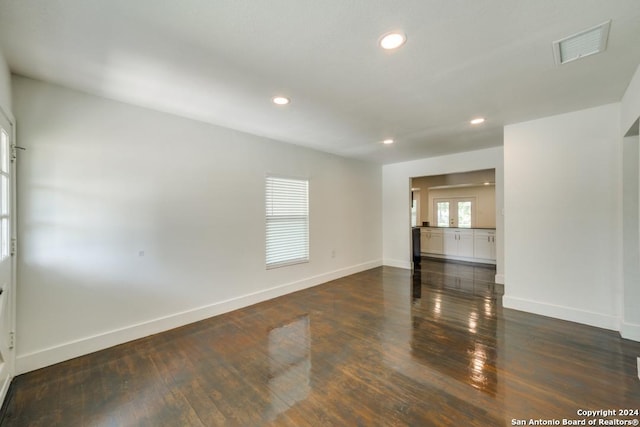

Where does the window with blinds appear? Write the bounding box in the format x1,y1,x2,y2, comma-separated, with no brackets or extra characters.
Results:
265,176,309,269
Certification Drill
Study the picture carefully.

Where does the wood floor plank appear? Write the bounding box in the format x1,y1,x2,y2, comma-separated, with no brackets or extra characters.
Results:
2,259,640,426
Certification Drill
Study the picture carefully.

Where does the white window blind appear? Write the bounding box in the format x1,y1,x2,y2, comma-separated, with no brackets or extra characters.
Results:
266,176,309,269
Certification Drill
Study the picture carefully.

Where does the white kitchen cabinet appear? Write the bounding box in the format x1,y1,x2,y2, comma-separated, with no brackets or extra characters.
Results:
443,229,457,255
420,229,444,254
474,230,496,261
443,229,474,257
458,230,474,258
420,227,495,264
423,229,443,254
420,230,429,253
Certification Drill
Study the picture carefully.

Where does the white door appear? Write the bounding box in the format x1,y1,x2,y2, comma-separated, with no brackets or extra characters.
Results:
0,112,14,403
434,198,475,228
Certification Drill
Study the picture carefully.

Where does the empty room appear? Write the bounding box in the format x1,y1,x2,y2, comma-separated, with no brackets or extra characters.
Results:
0,1,639,426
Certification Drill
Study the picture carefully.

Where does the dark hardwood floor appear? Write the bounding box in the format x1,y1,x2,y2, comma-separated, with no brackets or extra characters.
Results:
2,259,640,426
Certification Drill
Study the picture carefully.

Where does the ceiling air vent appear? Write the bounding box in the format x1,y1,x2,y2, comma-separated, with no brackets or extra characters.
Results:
552,20,611,66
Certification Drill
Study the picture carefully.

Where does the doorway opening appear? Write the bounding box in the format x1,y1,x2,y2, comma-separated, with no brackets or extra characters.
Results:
410,169,496,267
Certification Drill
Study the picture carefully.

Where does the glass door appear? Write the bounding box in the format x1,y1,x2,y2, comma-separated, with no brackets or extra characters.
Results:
434,198,474,228
457,200,472,228
436,201,451,227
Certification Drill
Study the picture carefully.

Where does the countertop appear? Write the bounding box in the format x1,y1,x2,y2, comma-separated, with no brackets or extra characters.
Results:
413,226,496,230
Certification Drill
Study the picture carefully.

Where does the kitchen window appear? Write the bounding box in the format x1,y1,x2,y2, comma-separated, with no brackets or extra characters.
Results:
265,176,309,269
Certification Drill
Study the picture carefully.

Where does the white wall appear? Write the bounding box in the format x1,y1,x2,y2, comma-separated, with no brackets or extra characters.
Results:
13,76,382,373
503,103,621,331
620,63,640,341
622,64,640,135
0,51,12,115
0,49,11,117
382,146,504,281
622,135,639,340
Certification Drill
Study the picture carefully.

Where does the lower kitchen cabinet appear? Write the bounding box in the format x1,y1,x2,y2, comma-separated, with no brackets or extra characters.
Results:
474,230,496,261
420,228,443,254
420,227,496,264
443,229,474,258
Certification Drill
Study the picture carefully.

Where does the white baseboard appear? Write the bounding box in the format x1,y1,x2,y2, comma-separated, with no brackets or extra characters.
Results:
0,373,12,410
503,295,619,331
620,321,640,342
16,259,382,374
421,253,496,265
383,258,411,269
495,274,505,284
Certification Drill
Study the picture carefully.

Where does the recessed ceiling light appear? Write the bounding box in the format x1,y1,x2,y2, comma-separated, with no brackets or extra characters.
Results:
379,32,406,50
382,139,394,145
470,118,485,125
272,96,290,105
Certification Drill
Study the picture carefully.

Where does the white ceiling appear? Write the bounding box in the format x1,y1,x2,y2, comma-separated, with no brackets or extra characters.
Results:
1,1,640,164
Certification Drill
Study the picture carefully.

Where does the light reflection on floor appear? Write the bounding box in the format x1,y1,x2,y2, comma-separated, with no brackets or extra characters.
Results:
391,257,501,396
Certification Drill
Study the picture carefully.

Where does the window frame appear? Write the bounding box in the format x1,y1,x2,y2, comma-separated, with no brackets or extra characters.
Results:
265,175,310,269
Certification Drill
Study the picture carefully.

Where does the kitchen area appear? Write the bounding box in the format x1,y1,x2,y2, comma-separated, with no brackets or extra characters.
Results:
411,169,496,266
